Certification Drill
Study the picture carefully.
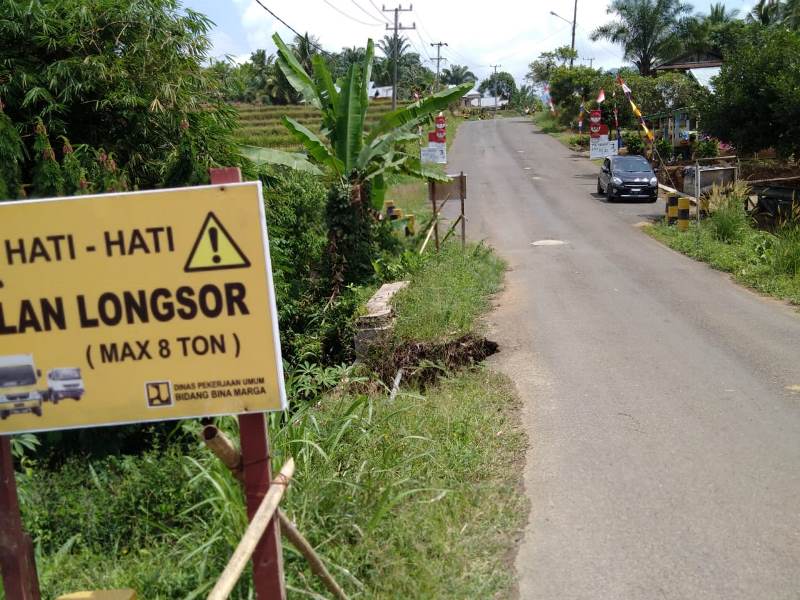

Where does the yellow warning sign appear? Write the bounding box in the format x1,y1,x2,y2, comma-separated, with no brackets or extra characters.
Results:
185,212,250,272
0,182,286,435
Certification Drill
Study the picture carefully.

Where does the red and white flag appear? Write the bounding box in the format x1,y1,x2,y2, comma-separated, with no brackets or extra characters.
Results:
596,88,606,104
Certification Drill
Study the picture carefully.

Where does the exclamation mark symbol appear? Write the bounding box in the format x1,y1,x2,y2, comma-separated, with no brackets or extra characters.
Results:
209,227,220,264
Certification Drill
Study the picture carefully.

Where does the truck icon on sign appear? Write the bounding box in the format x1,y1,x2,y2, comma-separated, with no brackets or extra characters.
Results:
0,354,44,420
46,368,85,403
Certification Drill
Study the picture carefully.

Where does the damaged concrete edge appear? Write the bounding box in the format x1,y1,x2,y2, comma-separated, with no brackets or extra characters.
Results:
354,281,409,359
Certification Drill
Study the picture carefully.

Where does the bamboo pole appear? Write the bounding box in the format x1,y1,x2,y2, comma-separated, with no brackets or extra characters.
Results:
201,426,349,600
202,425,243,482
441,215,463,245
278,512,349,600
207,458,295,600
418,196,452,255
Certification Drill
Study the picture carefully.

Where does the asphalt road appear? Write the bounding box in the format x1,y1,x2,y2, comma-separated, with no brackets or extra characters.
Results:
445,117,800,599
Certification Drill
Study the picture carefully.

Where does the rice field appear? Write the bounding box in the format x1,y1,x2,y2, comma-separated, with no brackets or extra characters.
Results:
233,100,402,150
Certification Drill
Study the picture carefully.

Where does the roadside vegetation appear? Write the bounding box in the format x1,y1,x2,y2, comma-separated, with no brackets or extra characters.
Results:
648,183,800,305
0,2,526,598
5,238,524,599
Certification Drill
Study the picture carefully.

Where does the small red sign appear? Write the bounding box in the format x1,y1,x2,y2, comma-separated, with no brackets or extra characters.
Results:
590,123,609,138
590,109,602,125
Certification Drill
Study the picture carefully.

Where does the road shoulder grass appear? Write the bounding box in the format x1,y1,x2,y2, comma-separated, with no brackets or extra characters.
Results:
647,220,800,305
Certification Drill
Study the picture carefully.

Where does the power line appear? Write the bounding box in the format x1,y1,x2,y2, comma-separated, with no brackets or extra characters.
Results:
323,0,382,26
414,29,434,61
367,0,391,22
350,0,385,24
252,0,334,57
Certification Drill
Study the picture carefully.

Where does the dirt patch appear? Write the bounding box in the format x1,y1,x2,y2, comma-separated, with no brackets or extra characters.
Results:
371,334,499,387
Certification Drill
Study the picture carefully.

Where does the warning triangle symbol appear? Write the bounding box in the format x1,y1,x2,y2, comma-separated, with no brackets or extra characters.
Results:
184,212,251,272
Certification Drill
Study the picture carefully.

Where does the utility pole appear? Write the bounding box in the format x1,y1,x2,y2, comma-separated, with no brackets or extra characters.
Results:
430,41,448,91
490,64,500,118
570,0,578,68
582,57,595,68
383,4,415,109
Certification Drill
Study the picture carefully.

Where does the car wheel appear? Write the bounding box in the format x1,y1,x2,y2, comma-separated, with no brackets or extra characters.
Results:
606,186,615,203
597,179,603,194
33,407,42,417
0,411,8,420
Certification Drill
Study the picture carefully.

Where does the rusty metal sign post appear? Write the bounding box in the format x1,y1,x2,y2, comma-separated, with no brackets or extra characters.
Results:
209,167,286,600
0,436,41,600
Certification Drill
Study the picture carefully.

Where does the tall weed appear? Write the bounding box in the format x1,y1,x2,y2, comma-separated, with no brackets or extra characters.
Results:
710,193,749,243
771,225,800,276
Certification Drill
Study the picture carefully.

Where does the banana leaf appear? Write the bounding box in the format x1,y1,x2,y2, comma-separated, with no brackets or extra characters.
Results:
367,82,473,142
239,145,322,175
273,33,322,110
282,116,343,175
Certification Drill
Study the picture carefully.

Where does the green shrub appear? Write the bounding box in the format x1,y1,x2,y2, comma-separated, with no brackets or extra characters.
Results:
693,137,719,159
567,134,589,149
771,225,800,276
710,194,749,243
622,130,645,155
655,137,673,160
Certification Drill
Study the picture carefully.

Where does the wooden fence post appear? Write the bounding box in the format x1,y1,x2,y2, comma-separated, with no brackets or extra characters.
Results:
459,172,466,250
0,436,41,600
209,167,285,600
428,179,440,251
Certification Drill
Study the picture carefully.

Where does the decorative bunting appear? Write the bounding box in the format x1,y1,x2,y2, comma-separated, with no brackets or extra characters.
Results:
616,76,654,142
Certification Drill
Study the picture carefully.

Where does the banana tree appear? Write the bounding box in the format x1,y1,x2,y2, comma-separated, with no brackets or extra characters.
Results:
273,33,472,208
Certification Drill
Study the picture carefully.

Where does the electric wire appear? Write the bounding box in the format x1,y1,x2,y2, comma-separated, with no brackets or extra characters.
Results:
350,0,385,24
252,0,334,56
322,0,383,26
368,0,392,22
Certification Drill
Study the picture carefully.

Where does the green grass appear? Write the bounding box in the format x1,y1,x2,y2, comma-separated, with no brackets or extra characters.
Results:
3,241,524,600
648,218,800,305
393,242,506,343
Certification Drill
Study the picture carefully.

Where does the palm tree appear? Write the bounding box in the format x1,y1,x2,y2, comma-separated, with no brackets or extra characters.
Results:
591,0,693,76
292,32,321,74
678,2,739,54
748,0,782,25
441,64,477,85
376,33,411,76
781,0,800,28
707,2,738,23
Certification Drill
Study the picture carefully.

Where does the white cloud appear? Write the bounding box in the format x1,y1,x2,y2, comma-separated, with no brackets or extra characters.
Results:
227,0,627,82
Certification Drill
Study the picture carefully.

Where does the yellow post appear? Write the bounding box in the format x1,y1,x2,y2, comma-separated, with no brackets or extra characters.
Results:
677,196,690,231
405,214,416,236
667,194,679,225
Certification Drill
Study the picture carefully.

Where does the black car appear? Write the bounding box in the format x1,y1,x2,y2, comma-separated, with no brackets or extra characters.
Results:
597,155,658,202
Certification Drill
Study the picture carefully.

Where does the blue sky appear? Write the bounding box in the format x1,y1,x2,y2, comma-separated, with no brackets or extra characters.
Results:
184,0,754,83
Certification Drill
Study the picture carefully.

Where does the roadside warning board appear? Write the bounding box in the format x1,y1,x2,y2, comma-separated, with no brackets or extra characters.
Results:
0,182,286,434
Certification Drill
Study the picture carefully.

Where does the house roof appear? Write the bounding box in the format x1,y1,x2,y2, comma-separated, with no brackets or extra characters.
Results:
688,67,721,90
656,51,723,71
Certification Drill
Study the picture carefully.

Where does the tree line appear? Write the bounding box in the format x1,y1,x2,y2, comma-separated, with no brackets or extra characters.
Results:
210,33,479,105
529,0,800,157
